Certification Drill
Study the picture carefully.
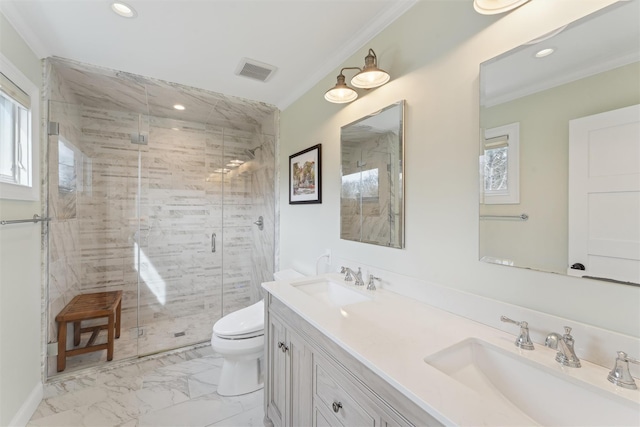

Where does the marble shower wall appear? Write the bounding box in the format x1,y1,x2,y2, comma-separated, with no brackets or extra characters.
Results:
44,58,277,373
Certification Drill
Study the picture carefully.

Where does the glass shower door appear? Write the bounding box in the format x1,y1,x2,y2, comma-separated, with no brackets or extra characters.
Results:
135,117,223,356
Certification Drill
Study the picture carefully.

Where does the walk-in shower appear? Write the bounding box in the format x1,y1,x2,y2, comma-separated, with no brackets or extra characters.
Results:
43,58,277,377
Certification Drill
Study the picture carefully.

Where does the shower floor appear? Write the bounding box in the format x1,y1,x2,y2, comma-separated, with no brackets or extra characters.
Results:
48,313,214,378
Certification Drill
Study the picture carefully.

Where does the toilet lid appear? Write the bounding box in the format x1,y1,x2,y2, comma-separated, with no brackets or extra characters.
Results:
213,300,264,338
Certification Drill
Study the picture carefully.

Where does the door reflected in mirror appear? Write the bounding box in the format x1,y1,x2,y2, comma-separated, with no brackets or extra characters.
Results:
341,100,405,248
479,1,640,285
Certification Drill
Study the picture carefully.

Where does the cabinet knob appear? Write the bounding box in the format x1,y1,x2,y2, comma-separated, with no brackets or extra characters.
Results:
332,401,342,413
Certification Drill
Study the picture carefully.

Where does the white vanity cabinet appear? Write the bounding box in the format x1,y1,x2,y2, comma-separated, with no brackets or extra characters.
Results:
264,294,442,427
265,309,313,427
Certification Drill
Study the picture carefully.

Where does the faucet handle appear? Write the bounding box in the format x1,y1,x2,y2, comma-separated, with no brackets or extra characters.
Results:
500,316,534,350
340,266,353,281
354,267,364,286
562,326,576,347
367,274,380,291
608,351,640,390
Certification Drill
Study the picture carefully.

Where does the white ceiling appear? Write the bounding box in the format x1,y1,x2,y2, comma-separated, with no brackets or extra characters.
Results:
0,0,417,110
480,0,640,107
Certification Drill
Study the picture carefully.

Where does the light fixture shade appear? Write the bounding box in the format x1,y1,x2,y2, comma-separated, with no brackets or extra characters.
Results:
324,73,358,104
473,0,530,15
350,49,390,89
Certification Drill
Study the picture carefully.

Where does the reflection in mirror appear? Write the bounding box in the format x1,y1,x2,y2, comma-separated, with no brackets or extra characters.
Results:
341,100,404,248
479,0,640,285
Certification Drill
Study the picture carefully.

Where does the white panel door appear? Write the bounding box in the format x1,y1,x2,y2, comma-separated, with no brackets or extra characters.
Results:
568,104,640,284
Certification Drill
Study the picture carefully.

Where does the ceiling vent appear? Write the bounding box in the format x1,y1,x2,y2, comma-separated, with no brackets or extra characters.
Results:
235,58,277,83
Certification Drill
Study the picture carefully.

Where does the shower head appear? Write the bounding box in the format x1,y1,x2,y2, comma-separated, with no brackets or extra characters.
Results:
244,145,263,159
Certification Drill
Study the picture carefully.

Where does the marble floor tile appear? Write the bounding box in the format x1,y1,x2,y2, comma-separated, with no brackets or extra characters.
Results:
208,405,264,427
137,394,244,427
29,346,264,427
188,366,222,398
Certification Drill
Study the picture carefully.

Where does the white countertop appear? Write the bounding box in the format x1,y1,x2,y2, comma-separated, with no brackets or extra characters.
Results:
263,273,640,426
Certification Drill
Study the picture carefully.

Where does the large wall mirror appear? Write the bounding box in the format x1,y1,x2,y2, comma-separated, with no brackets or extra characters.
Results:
341,100,405,248
479,0,640,285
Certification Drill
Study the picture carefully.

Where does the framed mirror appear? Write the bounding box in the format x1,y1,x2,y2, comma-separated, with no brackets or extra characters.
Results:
479,1,640,285
340,100,405,248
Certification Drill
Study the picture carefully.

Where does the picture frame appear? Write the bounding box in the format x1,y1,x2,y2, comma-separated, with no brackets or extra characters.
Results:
289,144,322,204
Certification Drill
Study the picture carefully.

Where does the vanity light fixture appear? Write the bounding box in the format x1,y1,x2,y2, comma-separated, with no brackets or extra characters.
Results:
351,49,390,89
324,48,390,104
474,0,530,15
173,104,185,111
535,48,555,58
110,2,137,18
325,68,359,103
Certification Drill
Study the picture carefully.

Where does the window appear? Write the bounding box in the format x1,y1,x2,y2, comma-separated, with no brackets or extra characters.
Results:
480,122,519,204
0,54,39,201
341,168,379,202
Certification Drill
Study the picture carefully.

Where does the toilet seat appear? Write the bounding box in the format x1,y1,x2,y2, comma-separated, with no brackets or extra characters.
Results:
213,300,264,339
211,333,264,356
215,330,263,340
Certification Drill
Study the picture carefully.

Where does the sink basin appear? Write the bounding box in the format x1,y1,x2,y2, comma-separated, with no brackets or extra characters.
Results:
291,279,372,307
424,338,639,426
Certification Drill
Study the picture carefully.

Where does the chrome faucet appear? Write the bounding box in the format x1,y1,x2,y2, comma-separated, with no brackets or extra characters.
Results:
607,351,639,390
367,274,380,291
500,316,534,350
545,326,581,368
340,266,364,286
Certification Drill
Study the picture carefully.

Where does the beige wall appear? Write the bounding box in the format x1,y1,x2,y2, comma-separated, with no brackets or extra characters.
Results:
0,12,43,426
480,61,640,274
279,0,640,337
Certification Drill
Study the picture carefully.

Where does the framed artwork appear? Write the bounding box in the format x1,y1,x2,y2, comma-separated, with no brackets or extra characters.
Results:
289,144,322,204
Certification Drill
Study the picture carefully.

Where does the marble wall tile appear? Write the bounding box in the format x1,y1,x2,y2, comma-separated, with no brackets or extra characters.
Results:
49,58,148,115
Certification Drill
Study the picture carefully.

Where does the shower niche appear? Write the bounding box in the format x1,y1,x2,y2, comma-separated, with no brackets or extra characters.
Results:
44,58,277,376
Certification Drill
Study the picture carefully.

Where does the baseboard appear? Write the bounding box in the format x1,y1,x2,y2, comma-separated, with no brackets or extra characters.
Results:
8,381,42,427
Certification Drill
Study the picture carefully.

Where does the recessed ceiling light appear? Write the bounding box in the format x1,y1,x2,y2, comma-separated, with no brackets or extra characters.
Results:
111,2,137,18
535,48,555,58
173,104,185,111
171,127,180,131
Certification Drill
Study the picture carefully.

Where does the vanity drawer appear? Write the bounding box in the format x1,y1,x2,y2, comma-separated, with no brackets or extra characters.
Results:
314,359,376,427
314,406,334,427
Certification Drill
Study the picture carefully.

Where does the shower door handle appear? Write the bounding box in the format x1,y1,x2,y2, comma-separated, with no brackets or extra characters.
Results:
254,216,264,231
211,233,216,253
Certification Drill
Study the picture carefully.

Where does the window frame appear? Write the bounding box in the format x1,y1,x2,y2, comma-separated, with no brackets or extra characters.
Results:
0,53,40,201
480,122,520,205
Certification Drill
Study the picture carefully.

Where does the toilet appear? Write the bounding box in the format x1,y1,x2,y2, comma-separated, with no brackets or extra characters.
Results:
211,269,304,396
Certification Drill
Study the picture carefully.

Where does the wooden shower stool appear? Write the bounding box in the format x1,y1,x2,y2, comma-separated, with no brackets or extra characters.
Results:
55,290,122,372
